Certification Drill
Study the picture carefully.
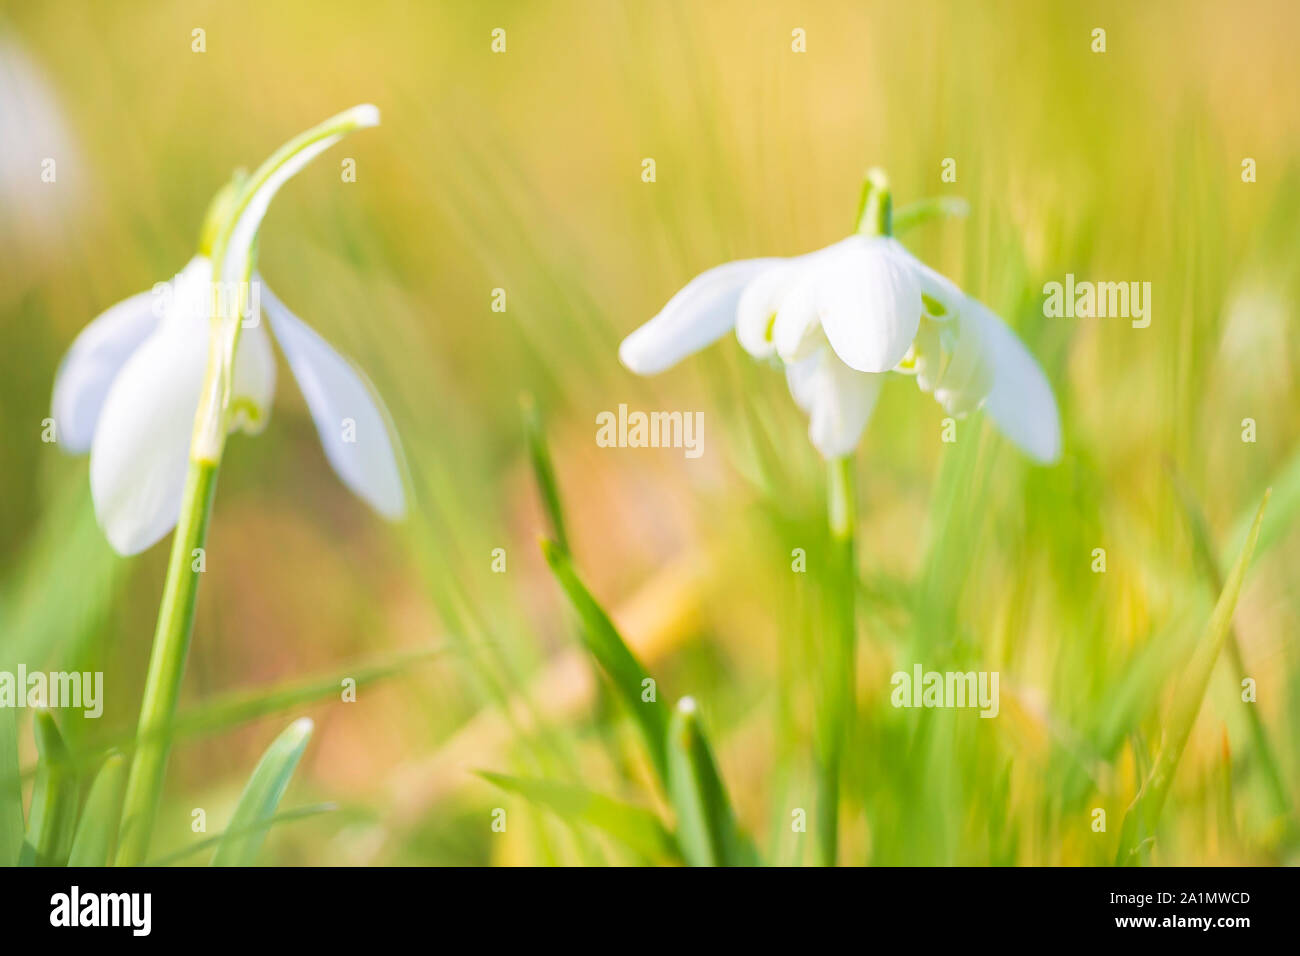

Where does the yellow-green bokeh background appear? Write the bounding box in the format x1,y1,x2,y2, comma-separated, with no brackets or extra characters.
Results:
2,0,1298,864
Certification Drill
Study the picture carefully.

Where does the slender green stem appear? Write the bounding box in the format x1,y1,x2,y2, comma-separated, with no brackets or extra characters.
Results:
815,454,857,866
114,461,219,865
116,188,235,867
812,169,888,865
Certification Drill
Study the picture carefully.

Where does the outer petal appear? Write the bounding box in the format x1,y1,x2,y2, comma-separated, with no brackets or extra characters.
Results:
51,287,162,453
817,237,922,374
261,284,407,519
619,258,779,374
904,252,965,317
785,349,883,459
89,317,207,555
967,299,1062,464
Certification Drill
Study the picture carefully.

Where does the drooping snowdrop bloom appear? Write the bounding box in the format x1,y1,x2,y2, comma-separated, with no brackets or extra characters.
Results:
619,172,1061,463
51,104,406,555
0,36,84,256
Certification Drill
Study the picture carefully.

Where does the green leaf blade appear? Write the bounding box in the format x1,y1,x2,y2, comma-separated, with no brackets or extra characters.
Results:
22,710,79,867
0,708,23,866
666,697,756,867
211,718,313,867
1116,489,1270,864
69,752,127,866
521,394,570,553
540,538,670,785
480,771,678,862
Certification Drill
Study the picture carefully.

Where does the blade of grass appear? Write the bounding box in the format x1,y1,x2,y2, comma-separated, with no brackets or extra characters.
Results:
1169,466,1289,817
667,697,757,866
1221,447,1300,568
0,708,23,866
540,538,670,785
479,771,679,862
20,710,78,867
11,646,448,781
67,752,127,866
148,803,337,866
209,718,313,867
1116,489,1270,865
521,393,570,553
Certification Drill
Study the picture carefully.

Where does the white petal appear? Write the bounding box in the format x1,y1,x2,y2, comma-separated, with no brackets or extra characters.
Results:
772,274,828,364
230,319,277,435
89,318,207,555
87,267,279,555
619,258,778,374
913,309,995,418
905,253,965,318
817,237,922,374
262,284,406,519
785,350,883,458
218,105,380,288
155,254,277,434
735,262,796,359
51,287,162,453
165,255,217,325
967,299,1062,464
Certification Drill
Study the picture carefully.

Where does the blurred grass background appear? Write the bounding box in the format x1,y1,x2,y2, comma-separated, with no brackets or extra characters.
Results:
1,0,1298,864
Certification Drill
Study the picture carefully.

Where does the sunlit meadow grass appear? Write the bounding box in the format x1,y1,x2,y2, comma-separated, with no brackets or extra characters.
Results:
2,0,1298,865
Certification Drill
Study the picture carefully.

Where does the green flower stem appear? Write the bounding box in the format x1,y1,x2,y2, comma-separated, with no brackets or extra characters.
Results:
116,197,238,866
815,454,857,866
114,461,219,865
812,169,888,866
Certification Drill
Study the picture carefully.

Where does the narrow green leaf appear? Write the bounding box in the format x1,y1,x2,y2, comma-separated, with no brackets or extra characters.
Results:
1116,489,1270,864
21,710,79,867
0,708,23,866
1169,467,1289,817
211,718,313,867
521,394,570,553
666,697,757,867
149,803,336,867
68,752,127,866
21,646,447,779
479,771,678,862
1221,447,1300,568
165,647,442,743
892,196,970,235
540,538,669,784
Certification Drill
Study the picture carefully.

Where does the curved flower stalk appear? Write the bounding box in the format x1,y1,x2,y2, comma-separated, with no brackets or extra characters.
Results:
619,171,1061,464
618,170,1061,865
49,105,402,865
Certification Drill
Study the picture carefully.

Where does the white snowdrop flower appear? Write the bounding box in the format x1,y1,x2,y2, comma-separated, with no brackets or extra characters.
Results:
51,104,406,555
619,172,1061,463
0,35,84,254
